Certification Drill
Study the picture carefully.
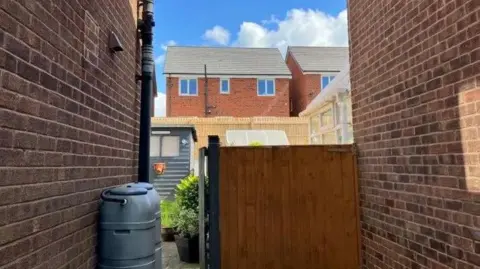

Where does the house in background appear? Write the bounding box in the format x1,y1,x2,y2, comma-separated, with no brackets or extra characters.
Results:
163,46,292,117
286,46,349,116
150,124,197,199
300,64,353,144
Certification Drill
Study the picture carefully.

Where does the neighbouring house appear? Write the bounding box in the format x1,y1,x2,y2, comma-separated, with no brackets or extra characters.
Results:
286,46,349,116
164,46,292,117
0,1,151,268
150,124,197,199
300,64,353,144
349,0,480,268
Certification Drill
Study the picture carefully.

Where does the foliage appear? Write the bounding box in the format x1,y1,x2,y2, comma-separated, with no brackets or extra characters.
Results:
160,199,179,228
172,174,209,237
173,208,199,238
175,174,200,213
249,141,263,147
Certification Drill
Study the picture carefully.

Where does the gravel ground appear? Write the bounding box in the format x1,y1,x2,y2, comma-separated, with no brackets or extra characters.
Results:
162,242,200,269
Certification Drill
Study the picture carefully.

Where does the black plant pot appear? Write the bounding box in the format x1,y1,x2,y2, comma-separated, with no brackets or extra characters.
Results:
174,234,199,263
161,227,176,242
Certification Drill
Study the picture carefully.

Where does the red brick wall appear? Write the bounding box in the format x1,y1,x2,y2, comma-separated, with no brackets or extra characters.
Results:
166,77,290,117
0,1,139,268
349,1,480,268
286,53,321,116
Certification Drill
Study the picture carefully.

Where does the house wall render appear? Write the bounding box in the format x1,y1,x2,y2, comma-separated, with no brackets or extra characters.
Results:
0,0,140,268
349,0,480,268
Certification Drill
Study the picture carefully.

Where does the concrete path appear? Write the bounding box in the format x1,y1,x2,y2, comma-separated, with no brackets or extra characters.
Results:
162,242,200,269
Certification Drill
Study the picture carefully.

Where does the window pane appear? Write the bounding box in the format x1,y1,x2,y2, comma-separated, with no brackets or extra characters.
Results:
221,80,229,93
188,79,197,95
311,135,321,145
330,76,336,81
161,136,180,157
322,131,337,144
150,136,160,157
322,76,330,89
310,115,320,135
266,80,274,95
258,80,266,95
180,79,188,94
321,108,333,127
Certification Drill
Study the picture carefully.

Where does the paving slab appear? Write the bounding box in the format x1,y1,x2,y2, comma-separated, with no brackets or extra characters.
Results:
162,242,200,269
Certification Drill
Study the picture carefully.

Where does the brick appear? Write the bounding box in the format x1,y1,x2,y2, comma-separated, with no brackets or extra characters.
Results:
350,0,480,268
0,1,139,267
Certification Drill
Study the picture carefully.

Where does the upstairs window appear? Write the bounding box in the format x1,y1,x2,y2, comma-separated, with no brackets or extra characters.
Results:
257,79,275,96
220,78,230,94
321,75,336,89
179,78,198,96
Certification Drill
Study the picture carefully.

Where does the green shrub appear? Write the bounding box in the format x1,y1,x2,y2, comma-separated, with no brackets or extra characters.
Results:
249,141,263,147
160,200,179,228
175,174,199,213
173,208,199,238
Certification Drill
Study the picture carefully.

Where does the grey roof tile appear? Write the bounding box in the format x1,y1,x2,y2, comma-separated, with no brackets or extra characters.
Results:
163,46,291,76
288,46,349,72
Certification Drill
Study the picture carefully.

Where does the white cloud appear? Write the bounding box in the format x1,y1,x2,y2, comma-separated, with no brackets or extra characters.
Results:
155,40,177,65
233,9,348,55
154,92,166,117
154,55,165,64
161,40,177,50
203,26,231,45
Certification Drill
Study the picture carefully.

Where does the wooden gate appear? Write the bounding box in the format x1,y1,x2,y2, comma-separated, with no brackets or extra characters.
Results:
209,142,360,269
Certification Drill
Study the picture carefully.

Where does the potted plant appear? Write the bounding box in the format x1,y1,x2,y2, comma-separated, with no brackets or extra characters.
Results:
160,199,179,242
173,208,200,263
172,175,201,263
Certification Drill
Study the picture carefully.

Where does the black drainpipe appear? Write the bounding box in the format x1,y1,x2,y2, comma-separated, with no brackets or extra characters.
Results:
137,0,155,183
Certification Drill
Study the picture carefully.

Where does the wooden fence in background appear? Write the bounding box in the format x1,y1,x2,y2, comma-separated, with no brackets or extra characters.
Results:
217,145,360,269
151,117,309,158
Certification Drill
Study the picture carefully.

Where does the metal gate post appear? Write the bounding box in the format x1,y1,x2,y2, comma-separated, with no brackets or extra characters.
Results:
199,147,207,269
207,136,221,269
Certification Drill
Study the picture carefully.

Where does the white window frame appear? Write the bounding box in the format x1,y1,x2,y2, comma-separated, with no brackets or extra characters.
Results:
179,78,198,96
320,72,338,89
220,78,230,94
309,102,342,144
257,78,275,96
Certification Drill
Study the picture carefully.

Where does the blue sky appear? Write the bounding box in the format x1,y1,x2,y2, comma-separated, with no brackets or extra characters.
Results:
152,0,348,116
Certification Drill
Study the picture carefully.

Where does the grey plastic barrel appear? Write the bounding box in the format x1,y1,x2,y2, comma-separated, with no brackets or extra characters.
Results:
98,186,155,269
125,182,162,269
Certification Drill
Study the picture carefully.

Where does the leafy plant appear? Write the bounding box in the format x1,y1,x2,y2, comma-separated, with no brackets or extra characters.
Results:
175,174,199,213
161,200,179,228
173,208,199,238
249,141,263,147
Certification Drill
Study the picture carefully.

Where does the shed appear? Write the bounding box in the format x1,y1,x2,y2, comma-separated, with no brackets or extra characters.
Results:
150,124,197,200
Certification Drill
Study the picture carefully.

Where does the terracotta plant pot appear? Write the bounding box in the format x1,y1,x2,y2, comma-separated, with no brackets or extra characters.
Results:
174,234,199,263
161,227,176,242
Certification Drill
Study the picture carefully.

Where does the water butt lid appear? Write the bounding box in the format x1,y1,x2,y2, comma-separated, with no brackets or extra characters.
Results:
127,182,154,190
109,186,148,196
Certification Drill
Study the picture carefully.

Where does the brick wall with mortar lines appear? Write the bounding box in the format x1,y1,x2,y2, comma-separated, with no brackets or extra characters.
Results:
0,0,140,268
349,0,480,269
166,76,290,117
286,53,322,116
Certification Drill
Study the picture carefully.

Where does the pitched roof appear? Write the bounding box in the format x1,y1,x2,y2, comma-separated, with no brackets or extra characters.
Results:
163,46,292,76
287,46,349,73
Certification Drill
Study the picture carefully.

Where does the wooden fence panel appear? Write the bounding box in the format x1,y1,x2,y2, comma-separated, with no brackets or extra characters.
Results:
219,145,360,269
